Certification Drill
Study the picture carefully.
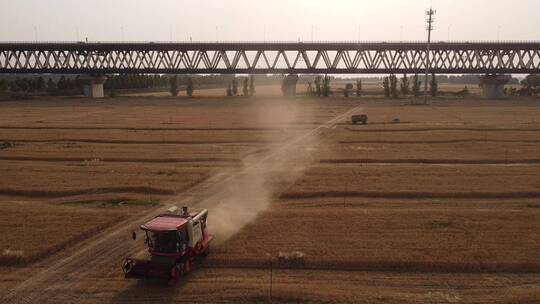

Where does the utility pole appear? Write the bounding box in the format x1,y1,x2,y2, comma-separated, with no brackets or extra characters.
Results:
424,7,436,105
266,254,273,303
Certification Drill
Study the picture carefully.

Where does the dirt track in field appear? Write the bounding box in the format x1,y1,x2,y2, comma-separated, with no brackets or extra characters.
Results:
1,101,362,304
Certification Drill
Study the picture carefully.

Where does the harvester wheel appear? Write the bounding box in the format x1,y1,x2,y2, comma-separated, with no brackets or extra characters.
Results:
122,259,133,274
170,264,181,284
184,260,191,273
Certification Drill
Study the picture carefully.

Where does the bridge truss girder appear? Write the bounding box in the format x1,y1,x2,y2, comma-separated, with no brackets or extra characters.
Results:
1,42,539,74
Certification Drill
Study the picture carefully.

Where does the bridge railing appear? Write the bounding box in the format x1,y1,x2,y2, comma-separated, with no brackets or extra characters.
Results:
2,40,540,44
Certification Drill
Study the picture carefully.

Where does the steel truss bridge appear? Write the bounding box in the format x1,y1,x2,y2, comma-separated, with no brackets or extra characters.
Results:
1,42,540,74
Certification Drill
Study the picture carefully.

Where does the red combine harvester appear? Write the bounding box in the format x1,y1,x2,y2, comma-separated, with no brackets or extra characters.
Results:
122,206,213,284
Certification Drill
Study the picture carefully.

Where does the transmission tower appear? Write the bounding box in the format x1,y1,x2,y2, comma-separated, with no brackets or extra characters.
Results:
424,7,436,104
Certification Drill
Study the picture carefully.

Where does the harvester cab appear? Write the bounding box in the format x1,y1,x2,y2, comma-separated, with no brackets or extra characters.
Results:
122,206,213,284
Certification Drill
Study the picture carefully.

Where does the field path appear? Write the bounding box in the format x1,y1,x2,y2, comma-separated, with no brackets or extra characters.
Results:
0,109,111,126
1,104,363,304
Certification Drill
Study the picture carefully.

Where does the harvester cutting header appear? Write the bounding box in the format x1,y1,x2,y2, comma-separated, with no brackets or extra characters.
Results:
122,206,213,284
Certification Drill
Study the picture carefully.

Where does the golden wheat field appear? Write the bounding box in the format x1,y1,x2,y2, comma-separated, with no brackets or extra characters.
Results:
0,93,539,303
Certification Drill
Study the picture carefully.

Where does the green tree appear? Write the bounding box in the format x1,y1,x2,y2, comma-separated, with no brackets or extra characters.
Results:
249,75,255,96
521,74,540,88
57,76,67,90
344,83,353,97
232,77,238,96
390,74,399,99
307,82,315,96
400,74,410,95
383,77,390,98
9,80,20,92
323,74,331,97
186,77,194,97
430,73,438,97
0,79,7,92
75,76,84,93
28,78,37,92
412,74,421,97
169,75,179,96
315,76,322,97
242,77,249,96
521,74,540,95
47,78,57,95
356,79,362,97
16,78,29,92
281,77,287,96
109,84,117,98
36,76,45,92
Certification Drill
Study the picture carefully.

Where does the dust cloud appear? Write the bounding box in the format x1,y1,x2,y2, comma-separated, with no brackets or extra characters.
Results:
201,99,321,244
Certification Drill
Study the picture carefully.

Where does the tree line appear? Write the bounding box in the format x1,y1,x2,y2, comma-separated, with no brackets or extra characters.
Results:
2,73,539,98
0,76,84,94
507,74,540,96
382,74,443,99
225,76,255,97
305,74,446,98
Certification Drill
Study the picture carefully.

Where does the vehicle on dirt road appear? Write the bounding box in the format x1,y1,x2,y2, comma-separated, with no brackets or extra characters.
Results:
122,206,213,284
352,114,368,125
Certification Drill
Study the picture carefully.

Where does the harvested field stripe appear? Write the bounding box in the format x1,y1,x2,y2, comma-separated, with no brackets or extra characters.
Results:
345,127,540,132
0,126,290,131
0,215,124,266
0,139,273,145
320,159,540,165
280,191,540,200
206,260,540,274
0,187,175,198
339,139,540,144
0,156,241,163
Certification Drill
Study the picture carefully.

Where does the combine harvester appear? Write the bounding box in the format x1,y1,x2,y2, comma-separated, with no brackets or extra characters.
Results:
122,206,213,284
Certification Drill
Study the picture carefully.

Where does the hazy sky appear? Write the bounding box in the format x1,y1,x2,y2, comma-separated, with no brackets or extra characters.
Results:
2,0,539,42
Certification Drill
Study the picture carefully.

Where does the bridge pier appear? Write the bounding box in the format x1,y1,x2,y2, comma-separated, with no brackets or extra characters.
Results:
80,75,107,98
478,75,511,99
